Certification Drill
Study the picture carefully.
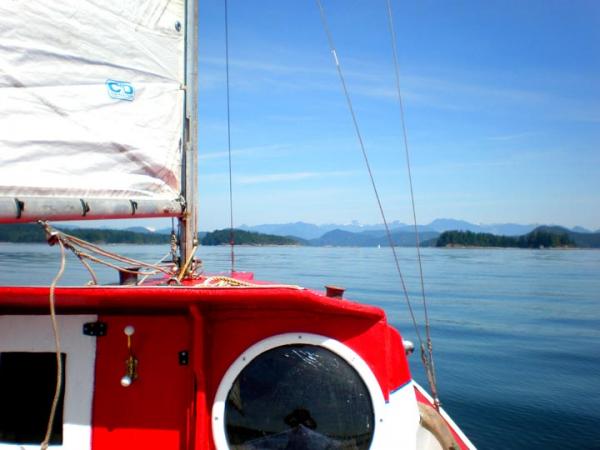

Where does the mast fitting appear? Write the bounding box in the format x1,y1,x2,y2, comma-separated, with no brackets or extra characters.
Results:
129,200,138,215
14,198,24,219
80,199,90,216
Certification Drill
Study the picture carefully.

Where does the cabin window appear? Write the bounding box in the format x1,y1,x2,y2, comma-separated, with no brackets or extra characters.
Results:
224,344,374,449
0,352,65,445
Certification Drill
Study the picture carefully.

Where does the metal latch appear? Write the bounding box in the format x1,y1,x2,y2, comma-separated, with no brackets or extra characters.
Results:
83,321,108,336
179,350,189,366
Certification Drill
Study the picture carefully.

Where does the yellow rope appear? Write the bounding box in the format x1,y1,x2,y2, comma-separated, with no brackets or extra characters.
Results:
200,276,303,290
202,275,254,287
177,245,198,282
41,239,66,450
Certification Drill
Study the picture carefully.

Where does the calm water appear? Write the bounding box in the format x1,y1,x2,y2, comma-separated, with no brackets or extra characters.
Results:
1,243,599,449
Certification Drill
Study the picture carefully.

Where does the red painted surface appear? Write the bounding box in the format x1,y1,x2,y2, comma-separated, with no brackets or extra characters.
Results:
385,325,410,393
0,285,386,318
0,283,419,449
91,315,194,450
189,306,210,450
204,309,410,406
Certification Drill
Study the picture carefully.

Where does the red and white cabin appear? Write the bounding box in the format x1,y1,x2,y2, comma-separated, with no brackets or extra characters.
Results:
0,274,475,450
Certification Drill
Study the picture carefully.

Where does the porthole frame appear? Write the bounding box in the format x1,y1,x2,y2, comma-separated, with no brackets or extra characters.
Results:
211,332,386,450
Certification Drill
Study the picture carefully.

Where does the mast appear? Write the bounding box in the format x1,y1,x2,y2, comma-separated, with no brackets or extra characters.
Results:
179,0,199,269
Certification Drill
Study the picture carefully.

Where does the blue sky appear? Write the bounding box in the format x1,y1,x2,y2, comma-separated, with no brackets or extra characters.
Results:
101,1,600,231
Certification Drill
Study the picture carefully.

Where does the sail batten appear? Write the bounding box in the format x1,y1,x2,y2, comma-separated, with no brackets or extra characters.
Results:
0,0,187,222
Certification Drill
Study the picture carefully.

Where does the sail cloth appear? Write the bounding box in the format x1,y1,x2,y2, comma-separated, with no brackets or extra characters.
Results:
0,0,186,221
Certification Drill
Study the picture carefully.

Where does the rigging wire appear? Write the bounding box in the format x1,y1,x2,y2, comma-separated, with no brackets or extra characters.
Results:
137,250,175,285
39,222,178,284
74,249,99,285
225,0,236,274
385,0,439,407
314,0,426,355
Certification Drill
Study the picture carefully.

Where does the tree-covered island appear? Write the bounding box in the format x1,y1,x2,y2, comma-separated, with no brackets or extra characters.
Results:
0,223,170,244
201,229,302,246
436,228,576,248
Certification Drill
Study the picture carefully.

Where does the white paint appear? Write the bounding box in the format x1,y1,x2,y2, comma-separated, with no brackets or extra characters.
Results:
377,382,421,449
0,315,97,450
211,332,422,449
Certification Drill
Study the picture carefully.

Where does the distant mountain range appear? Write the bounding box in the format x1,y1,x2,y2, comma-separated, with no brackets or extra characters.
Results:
238,219,597,240
308,229,440,247
1,221,598,248
58,218,598,240
199,225,600,248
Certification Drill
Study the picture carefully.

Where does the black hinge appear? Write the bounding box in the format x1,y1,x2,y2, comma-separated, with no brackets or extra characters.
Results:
179,350,189,366
83,321,107,337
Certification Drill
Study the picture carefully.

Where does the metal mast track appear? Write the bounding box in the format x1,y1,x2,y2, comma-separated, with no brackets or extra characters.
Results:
179,0,199,271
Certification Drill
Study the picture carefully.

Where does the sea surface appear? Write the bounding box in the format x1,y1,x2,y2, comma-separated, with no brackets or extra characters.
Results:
0,243,599,449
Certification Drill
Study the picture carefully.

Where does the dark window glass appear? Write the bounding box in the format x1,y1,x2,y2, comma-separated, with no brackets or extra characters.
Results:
0,352,66,445
225,344,374,450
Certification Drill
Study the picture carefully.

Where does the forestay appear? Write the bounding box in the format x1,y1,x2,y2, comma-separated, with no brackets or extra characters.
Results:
0,0,188,222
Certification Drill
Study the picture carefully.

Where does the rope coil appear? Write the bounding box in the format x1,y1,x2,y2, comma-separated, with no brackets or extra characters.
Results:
200,275,303,290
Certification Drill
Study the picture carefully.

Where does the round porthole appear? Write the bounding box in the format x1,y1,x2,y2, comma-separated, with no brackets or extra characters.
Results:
214,337,377,450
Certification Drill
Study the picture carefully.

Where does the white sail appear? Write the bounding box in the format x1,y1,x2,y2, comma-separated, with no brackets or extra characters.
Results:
0,0,188,221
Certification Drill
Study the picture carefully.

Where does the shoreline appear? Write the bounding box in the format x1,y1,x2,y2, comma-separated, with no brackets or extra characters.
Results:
1,242,597,250
437,244,582,250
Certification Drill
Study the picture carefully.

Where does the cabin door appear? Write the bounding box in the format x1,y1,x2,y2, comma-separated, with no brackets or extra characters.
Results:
91,315,193,450
0,315,97,450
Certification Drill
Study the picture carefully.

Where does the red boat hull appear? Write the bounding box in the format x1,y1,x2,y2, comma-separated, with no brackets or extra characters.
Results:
0,281,474,449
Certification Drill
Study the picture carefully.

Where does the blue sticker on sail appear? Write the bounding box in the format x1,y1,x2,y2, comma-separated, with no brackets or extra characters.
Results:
106,79,135,101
